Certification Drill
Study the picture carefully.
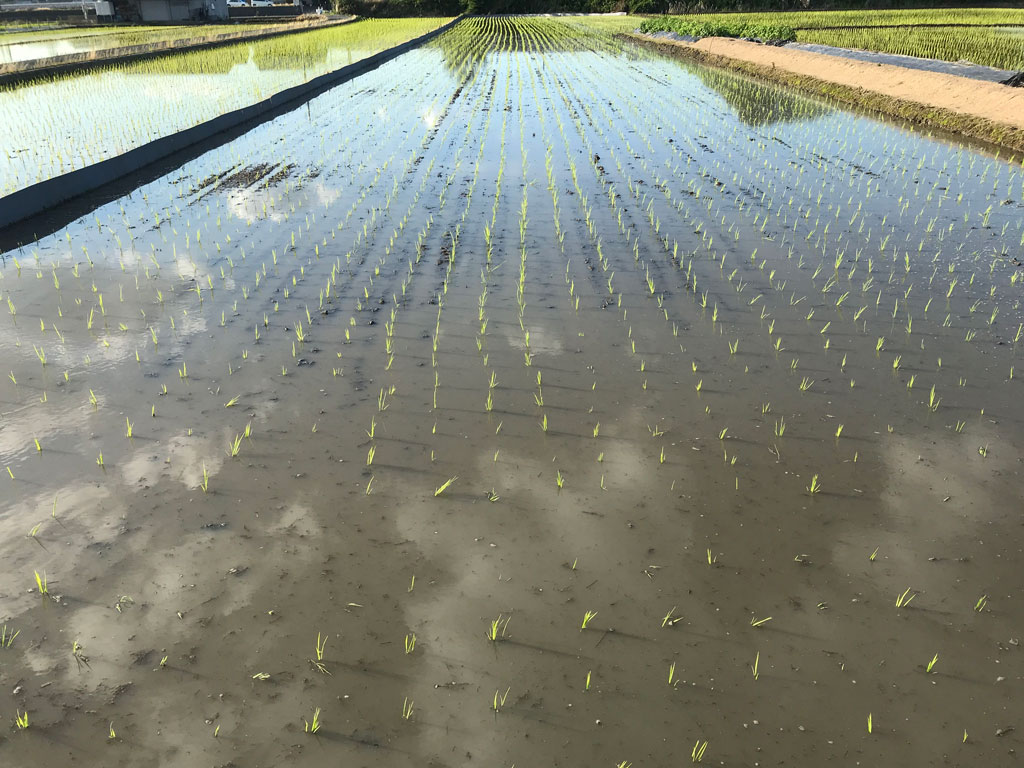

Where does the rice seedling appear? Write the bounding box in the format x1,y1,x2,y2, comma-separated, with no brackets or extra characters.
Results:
486,614,510,642
303,707,322,734
402,697,415,720
1,624,20,648
492,687,511,713
896,588,917,608
434,476,457,497
691,739,708,763
581,610,598,630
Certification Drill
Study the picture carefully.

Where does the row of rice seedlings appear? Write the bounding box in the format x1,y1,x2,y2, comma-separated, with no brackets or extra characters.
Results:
533,25,1011,755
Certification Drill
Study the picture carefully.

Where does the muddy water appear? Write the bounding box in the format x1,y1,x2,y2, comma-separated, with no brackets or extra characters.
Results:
1,15,1022,767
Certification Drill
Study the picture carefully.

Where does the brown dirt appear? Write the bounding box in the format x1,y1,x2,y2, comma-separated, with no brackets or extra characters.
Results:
633,34,1024,147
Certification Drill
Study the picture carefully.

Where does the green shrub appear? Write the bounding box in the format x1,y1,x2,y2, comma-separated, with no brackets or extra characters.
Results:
637,16,795,41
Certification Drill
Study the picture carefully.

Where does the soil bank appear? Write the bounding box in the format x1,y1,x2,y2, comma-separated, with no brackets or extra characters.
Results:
630,33,1024,152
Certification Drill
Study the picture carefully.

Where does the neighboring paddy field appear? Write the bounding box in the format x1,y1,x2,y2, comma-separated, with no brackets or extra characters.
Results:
638,8,1024,71
0,14,1022,768
0,23,273,57
0,18,451,196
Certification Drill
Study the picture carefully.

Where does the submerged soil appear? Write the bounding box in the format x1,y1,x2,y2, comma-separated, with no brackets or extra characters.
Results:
0,16,1022,768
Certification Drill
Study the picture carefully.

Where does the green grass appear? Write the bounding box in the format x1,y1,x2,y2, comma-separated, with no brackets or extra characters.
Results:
637,16,796,42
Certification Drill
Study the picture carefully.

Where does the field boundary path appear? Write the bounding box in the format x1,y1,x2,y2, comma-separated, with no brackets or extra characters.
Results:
0,15,463,235
0,16,355,86
630,33,1024,153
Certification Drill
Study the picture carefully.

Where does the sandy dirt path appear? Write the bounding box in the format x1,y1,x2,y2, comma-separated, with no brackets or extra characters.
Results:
633,34,1024,143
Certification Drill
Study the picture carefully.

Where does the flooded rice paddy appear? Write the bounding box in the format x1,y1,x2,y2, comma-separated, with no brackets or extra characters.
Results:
0,15,1022,767
0,23,270,65
0,18,450,196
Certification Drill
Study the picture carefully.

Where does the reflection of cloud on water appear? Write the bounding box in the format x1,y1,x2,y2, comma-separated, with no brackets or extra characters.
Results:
505,323,564,355
0,481,125,618
120,430,227,490
422,105,440,129
831,427,1011,589
0,389,95,461
312,180,341,208
226,185,287,224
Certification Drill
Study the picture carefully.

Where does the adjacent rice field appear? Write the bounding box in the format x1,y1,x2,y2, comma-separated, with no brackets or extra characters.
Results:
0,14,1021,768
0,17,451,196
640,8,1024,70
